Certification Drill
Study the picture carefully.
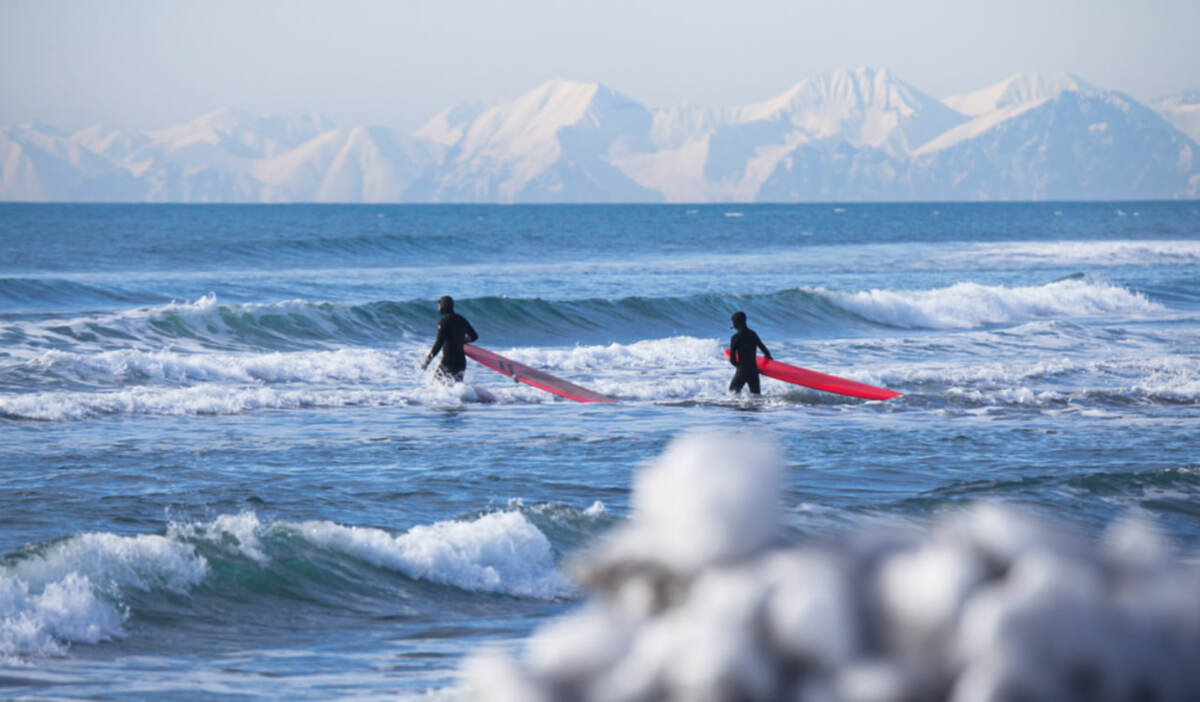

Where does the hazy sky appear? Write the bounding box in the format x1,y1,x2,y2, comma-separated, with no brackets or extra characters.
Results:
3,0,1198,132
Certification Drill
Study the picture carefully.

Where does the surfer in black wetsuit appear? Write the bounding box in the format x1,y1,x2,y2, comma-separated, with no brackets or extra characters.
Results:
728,310,771,395
421,295,479,383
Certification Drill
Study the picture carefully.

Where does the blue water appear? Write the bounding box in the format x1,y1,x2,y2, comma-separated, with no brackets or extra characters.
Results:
1,202,1198,699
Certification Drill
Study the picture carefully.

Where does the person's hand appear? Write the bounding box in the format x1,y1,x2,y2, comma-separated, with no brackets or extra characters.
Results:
420,355,431,370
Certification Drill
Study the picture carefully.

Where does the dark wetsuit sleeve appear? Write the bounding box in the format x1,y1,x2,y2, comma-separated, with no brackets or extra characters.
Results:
429,318,447,359
755,332,771,359
729,334,740,366
464,319,479,344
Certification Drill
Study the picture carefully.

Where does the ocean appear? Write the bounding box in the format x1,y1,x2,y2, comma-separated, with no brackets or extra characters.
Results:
1,202,1198,700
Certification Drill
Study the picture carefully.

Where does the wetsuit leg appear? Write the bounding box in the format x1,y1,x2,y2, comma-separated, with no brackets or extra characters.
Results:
747,372,761,395
435,364,465,385
729,368,749,393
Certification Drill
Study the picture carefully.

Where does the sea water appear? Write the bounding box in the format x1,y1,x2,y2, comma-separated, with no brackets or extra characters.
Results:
1,203,1198,699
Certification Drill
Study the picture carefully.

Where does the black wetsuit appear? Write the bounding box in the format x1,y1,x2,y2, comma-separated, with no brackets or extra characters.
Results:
429,312,478,382
729,327,770,394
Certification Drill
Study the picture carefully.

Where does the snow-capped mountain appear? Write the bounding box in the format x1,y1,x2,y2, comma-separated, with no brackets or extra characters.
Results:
3,69,1197,202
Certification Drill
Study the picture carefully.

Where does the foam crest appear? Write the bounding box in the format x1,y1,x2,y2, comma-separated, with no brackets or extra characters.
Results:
465,433,1200,702
969,239,1200,268
0,386,416,421
824,278,1164,329
1,532,208,659
296,511,571,599
21,346,407,387
0,573,124,659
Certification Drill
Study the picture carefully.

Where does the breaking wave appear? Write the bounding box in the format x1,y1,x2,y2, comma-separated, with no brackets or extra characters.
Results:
1,509,578,660
0,278,1170,358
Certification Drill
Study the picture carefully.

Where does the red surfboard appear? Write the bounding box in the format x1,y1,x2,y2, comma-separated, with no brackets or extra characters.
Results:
464,344,615,404
724,349,901,401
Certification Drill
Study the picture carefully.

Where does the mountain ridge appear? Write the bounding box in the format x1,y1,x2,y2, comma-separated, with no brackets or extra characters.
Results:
4,70,1197,202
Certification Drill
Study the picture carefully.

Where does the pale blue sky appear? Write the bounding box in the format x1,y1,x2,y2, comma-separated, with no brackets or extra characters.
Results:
2,0,1197,131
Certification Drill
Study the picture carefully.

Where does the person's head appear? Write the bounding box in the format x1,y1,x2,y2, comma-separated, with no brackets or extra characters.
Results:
731,310,747,329
438,295,454,314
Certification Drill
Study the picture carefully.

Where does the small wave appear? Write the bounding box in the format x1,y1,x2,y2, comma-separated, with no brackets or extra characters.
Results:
967,239,1200,269
0,294,425,355
823,277,1164,330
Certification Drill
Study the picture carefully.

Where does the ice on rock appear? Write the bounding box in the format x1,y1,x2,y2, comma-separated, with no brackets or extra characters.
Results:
464,433,1200,702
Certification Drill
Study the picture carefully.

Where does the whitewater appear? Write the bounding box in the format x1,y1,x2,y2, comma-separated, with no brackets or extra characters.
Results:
1,202,1198,700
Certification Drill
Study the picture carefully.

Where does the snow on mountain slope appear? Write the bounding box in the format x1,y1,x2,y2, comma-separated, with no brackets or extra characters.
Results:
1153,91,1200,144
737,67,968,155
911,90,1199,200
1,124,139,201
649,103,735,150
253,126,437,202
942,72,1097,117
145,107,334,159
411,79,661,202
70,124,149,162
672,67,968,200
912,99,1050,157
413,102,486,147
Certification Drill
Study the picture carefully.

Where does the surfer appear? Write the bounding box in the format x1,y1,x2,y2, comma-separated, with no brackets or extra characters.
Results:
421,295,479,383
728,310,771,395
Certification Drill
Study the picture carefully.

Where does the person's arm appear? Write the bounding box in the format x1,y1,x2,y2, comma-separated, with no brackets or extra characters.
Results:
422,320,447,370
463,319,479,344
756,333,772,360
729,335,740,366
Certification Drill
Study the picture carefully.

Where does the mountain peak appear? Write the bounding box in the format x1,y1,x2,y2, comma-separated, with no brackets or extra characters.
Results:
943,72,1097,117
735,67,965,153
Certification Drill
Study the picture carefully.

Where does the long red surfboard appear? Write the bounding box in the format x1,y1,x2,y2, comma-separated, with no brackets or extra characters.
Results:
724,350,901,400
464,344,615,404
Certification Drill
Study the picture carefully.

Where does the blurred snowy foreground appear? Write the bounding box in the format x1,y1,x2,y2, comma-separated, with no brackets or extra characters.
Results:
463,432,1200,702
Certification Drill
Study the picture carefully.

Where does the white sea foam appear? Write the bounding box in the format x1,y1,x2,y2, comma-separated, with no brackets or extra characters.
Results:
822,278,1165,329
1,532,208,660
23,346,407,386
888,352,1200,406
506,336,722,373
966,239,1200,268
0,385,417,421
295,511,571,599
464,433,1200,702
